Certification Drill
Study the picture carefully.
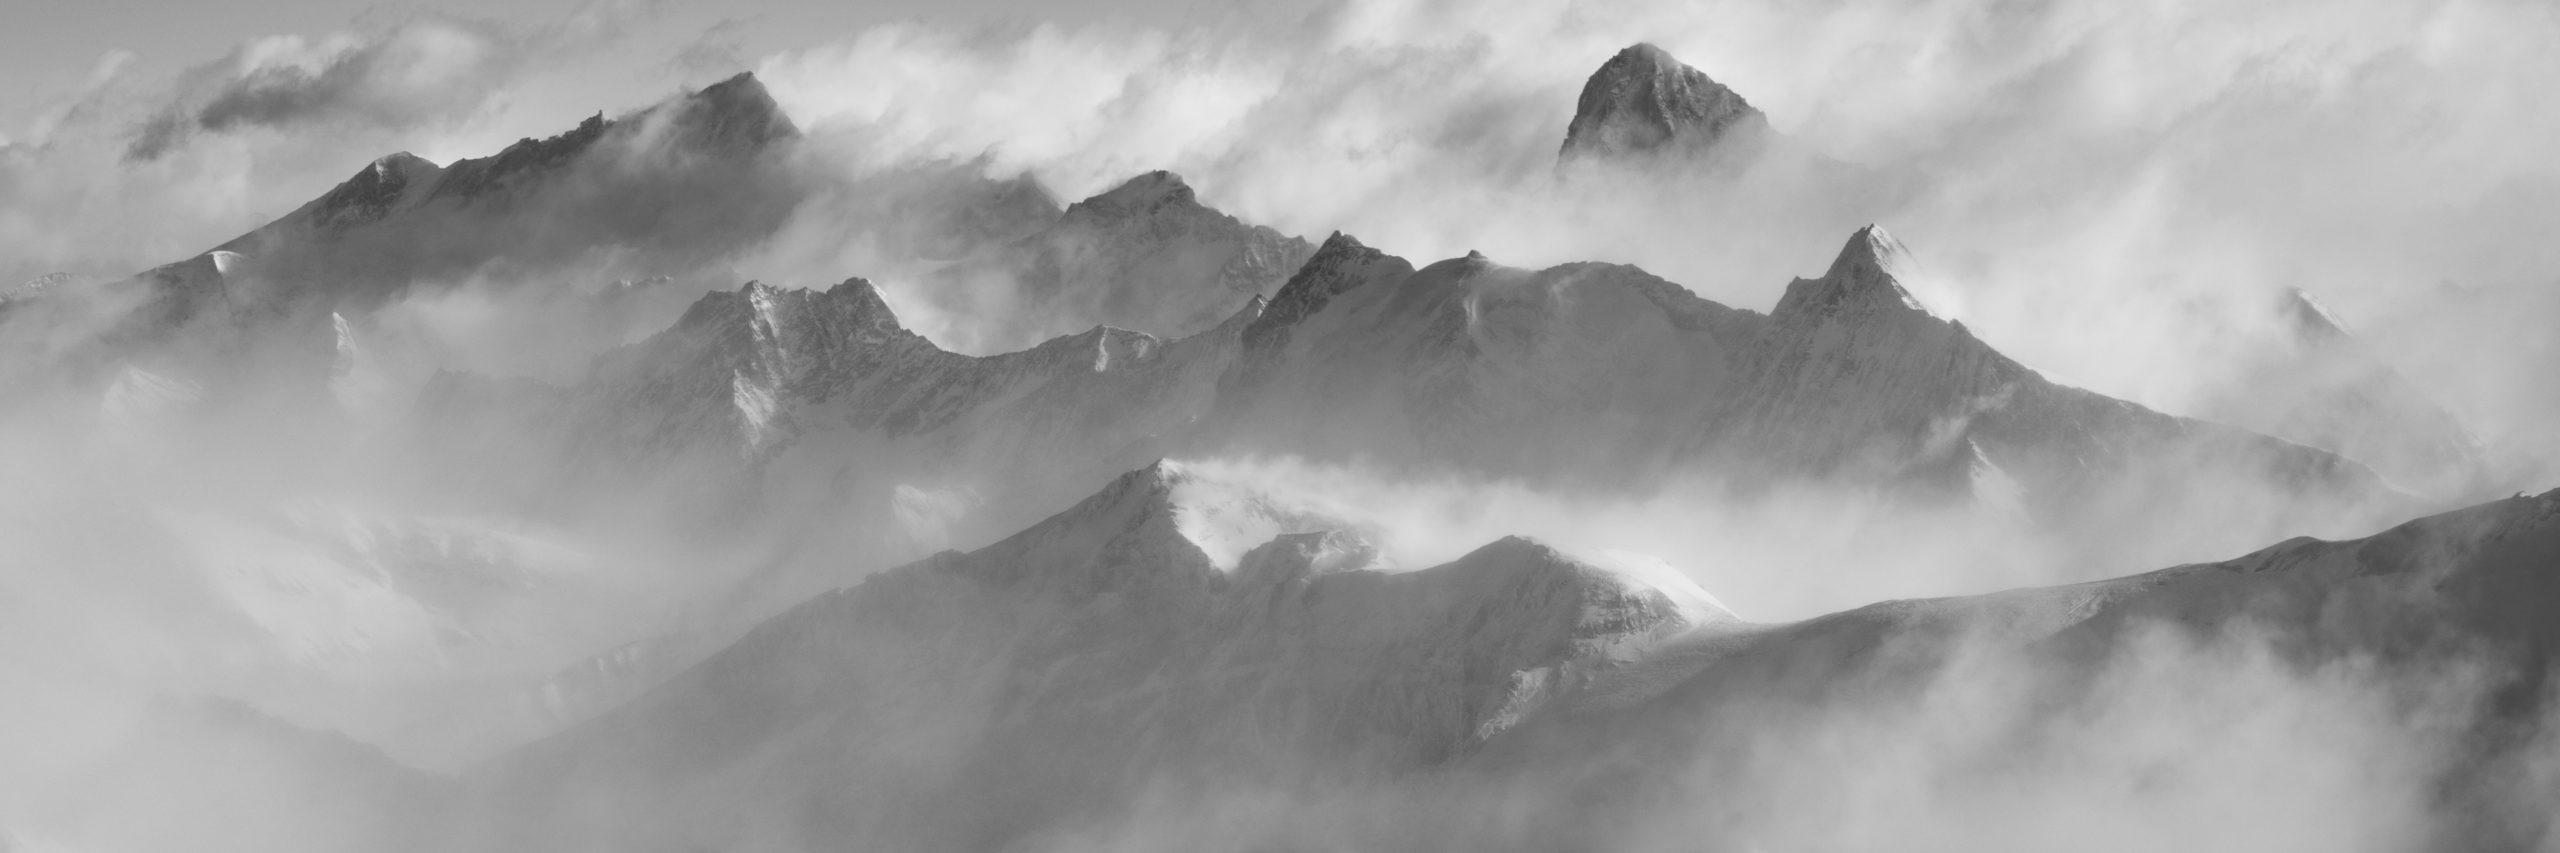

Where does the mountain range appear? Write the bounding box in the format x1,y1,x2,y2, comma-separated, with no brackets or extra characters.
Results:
0,41,2543,853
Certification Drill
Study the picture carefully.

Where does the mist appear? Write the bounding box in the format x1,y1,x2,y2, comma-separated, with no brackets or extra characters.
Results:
3,0,2559,850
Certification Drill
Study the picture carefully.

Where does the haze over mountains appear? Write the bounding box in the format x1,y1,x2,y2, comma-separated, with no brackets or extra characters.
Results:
0,29,2555,853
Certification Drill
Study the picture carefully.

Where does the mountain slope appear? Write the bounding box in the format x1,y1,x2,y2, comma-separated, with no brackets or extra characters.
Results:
2194,287,2489,497
914,170,1315,353
1211,226,2396,516
1452,487,2560,852
447,468,2560,852
0,74,810,406
407,221,2413,714
457,461,1730,852
208,71,802,308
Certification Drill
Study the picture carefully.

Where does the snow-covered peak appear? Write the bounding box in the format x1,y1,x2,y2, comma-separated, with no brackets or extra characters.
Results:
1560,42,1766,164
1773,224,1937,320
1536,542,1739,626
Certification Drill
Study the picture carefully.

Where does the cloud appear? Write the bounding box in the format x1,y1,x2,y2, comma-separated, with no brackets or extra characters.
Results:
740,0,2560,484
0,6,724,286
123,20,522,162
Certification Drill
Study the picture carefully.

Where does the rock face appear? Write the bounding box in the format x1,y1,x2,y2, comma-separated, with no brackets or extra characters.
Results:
212,71,804,305
457,468,2560,852
423,275,1259,546
1559,43,1771,167
917,170,1315,353
464,461,1730,852
423,223,2401,556
1211,226,2393,512
405,222,2408,711
0,74,813,404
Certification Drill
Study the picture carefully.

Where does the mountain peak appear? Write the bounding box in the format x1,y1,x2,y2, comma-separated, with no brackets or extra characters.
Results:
1243,231,1415,353
662,71,800,153
667,277,904,342
1774,224,1935,320
2280,287,2353,345
300,151,443,231
1560,42,1766,164
1070,170,1198,217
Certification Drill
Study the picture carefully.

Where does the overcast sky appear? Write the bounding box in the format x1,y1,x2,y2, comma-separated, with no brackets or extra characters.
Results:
0,0,1315,130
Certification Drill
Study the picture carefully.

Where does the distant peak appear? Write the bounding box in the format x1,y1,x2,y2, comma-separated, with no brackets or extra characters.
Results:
1774,224,1936,320
2280,287,2353,344
1071,170,1198,217
1560,42,1765,164
662,71,800,151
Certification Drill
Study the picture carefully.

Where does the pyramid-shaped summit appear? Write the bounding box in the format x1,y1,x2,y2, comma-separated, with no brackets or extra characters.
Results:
1774,224,1935,319
660,71,801,154
1560,43,1768,165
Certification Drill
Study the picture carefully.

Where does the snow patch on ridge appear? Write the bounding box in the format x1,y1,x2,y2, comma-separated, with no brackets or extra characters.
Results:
1556,544,1739,625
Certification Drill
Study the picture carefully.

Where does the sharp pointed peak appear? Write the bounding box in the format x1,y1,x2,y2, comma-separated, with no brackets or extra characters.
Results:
1776,224,1937,320
1313,230,1367,252
1828,224,1913,279
2280,286,2353,343
659,70,800,150
1245,230,1415,350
